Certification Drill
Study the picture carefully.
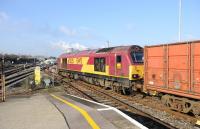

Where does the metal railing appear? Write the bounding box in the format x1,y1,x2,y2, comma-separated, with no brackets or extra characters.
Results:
0,64,35,102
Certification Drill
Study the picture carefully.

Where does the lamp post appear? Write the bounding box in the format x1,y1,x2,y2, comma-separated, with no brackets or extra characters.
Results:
1,54,5,101
1,54,4,76
178,0,182,42
107,41,110,48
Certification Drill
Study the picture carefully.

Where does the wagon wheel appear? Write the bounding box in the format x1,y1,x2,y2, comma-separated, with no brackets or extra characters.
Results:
161,95,169,106
192,104,200,119
194,112,200,119
194,114,200,119
177,104,184,112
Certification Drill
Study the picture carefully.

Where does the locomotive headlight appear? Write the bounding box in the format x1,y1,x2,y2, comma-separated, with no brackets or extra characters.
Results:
132,74,140,79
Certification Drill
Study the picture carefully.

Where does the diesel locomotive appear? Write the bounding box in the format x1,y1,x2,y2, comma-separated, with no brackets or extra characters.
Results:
57,45,144,94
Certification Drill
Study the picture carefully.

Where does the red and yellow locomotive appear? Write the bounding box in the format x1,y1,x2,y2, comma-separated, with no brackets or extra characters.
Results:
57,45,144,94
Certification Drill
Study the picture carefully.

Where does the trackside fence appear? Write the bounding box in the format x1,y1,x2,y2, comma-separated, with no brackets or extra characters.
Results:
0,64,35,102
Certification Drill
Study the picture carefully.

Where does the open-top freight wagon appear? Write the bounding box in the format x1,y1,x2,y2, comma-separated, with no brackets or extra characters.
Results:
144,40,200,117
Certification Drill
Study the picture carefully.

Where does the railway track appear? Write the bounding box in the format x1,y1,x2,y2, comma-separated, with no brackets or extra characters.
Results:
47,71,199,129
65,80,200,129
60,78,175,129
0,64,35,101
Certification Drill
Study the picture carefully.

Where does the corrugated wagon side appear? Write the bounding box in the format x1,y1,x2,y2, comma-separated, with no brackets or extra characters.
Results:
144,40,200,118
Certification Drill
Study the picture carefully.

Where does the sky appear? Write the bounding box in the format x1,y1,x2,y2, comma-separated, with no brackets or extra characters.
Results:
0,0,199,57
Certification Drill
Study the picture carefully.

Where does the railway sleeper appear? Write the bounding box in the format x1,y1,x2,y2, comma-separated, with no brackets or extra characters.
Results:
161,94,200,118
98,100,111,103
60,71,200,119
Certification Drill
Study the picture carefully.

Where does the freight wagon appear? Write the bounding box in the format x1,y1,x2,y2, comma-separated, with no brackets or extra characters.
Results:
144,40,200,117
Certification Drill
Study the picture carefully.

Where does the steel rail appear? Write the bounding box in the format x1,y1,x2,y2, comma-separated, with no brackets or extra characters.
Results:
49,72,198,129
75,81,177,129
60,77,176,129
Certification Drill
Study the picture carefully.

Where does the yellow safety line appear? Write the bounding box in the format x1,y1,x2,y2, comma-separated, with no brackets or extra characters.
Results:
50,94,100,129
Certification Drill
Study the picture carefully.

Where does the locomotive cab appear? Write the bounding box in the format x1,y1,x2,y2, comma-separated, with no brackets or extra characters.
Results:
129,46,144,81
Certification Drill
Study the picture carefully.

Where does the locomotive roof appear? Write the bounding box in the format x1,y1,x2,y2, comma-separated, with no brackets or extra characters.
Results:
58,45,142,58
96,47,116,53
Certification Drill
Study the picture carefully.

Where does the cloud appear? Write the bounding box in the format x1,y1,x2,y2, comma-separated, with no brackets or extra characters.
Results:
58,25,100,40
51,40,88,53
79,26,90,31
0,11,9,23
59,26,77,36
184,34,198,40
125,23,135,31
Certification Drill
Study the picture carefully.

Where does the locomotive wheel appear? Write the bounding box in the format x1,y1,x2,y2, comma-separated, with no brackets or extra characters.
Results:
116,86,122,94
122,87,131,95
112,82,122,94
122,87,126,95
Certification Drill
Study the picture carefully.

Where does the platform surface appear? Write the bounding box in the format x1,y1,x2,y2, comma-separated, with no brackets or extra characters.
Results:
0,92,146,129
0,94,68,129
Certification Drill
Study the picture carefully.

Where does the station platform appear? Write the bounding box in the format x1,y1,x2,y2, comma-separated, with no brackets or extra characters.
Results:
0,92,147,129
